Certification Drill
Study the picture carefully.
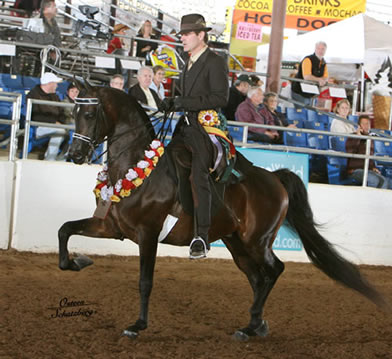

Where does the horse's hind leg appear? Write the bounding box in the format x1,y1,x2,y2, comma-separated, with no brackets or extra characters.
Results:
59,216,122,271
224,234,285,341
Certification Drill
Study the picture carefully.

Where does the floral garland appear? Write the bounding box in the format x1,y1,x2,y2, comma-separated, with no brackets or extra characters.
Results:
93,140,164,203
198,110,220,127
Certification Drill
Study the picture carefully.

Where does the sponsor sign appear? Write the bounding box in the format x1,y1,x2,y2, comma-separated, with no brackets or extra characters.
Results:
212,149,308,251
230,0,366,61
236,22,263,42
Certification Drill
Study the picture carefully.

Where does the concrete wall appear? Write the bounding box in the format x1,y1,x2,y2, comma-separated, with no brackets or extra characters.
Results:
2,160,392,265
0,160,13,249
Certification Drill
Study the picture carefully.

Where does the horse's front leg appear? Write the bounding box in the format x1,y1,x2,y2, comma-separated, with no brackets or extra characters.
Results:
58,216,122,271
122,233,158,339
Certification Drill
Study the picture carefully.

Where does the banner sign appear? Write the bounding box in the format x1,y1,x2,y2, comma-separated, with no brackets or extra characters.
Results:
212,149,309,251
235,22,263,42
230,0,366,59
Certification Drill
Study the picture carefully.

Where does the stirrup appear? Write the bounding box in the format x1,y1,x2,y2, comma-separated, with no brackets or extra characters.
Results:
189,236,209,260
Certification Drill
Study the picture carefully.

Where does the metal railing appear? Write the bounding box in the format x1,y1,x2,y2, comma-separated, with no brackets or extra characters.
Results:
0,91,21,161
22,98,75,159
227,120,392,188
2,94,391,190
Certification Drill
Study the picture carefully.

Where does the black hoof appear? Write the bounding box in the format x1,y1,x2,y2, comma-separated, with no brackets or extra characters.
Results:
233,330,250,342
121,329,138,339
59,255,93,271
233,320,269,341
73,254,94,270
254,320,269,337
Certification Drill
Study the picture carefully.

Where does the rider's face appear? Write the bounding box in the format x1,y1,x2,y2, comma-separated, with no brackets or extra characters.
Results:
180,31,204,53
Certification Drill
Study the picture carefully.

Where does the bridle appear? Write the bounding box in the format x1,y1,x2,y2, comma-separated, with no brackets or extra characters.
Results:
72,95,172,164
73,97,101,146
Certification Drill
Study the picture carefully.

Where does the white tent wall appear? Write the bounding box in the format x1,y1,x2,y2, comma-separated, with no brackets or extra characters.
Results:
256,14,392,84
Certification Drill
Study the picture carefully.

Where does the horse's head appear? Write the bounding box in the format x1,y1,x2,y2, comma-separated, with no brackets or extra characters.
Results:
69,79,111,164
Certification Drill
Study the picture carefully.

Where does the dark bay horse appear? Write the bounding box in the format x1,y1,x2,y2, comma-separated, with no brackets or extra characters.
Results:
59,82,387,341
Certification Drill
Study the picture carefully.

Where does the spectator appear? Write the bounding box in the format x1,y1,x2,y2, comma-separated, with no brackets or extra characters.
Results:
109,74,125,91
222,74,252,122
40,0,61,48
160,29,178,48
128,67,161,109
291,41,328,107
345,115,392,189
107,24,129,54
63,82,79,124
330,99,356,134
150,65,166,100
26,72,67,161
250,75,264,87
260,92,296,144
235,86,279,143
135,20,158,65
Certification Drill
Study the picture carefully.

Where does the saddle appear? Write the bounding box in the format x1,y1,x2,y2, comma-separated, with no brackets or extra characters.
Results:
164,122,246,217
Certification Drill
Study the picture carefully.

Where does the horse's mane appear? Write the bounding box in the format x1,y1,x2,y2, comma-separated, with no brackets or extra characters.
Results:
94,86,156,142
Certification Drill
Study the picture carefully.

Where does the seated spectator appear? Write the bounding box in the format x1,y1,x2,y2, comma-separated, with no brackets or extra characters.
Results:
63,82,79,124
250,75,264,87
40,0,61,48
110,74,125,91
235,86,279,143
345,115,392,189
150,65,165,100
222,74,252,122
26,72,67,161
260,92,296,144
128,67,161,109
330,99,356,134
135,20,158,65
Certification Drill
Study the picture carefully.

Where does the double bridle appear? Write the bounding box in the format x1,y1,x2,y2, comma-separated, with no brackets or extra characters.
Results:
72,95,172,164
73,97,101,150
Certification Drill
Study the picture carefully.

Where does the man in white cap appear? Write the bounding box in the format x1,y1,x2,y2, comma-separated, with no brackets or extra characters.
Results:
26,72,67,160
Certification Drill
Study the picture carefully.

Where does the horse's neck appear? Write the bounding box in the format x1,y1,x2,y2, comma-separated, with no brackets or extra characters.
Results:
106,122,152,183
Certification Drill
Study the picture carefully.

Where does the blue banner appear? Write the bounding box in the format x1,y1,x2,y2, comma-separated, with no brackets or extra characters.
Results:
212,148,309,251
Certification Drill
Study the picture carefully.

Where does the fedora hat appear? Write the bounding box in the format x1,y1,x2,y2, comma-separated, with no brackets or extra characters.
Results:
177,14,212,35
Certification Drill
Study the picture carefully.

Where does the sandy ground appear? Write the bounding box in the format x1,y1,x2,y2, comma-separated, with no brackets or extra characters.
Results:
1,250,392,359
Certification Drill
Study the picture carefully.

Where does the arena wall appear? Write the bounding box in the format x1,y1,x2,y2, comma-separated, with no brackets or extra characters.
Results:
2,159,392,265
0,161,13,249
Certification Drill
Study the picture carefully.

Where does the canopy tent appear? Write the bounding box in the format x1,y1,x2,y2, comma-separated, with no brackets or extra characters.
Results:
256,14,392,83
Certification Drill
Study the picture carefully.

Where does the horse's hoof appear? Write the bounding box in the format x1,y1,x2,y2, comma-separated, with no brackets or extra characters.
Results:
232,330,249,342
254,320,269,338
73,254,94,270
121,329,138,339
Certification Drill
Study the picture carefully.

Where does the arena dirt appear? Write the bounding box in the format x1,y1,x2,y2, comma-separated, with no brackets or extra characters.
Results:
1,250,392,359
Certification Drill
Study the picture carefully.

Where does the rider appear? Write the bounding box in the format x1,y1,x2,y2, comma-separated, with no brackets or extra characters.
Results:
161,14,229,259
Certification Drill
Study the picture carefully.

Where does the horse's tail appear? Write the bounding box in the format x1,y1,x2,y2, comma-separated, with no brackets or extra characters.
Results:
273,168,388,310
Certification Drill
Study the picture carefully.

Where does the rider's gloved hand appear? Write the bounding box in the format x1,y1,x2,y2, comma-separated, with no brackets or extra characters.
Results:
159,97,175,112
173,96,186,111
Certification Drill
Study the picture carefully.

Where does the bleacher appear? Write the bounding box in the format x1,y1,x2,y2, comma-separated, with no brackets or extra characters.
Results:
227,105,392,186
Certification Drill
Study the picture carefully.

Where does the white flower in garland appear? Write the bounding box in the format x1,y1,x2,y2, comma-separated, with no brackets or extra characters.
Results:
137,160,149,169
115,179,122,193
145,150,155,159
126,169,138,181
151,140,161,149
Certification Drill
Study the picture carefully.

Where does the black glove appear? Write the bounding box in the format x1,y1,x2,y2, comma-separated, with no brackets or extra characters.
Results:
173,96,186,111
159,97,175,112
